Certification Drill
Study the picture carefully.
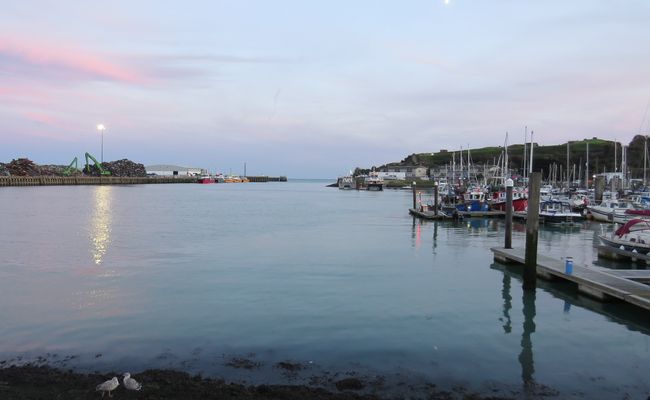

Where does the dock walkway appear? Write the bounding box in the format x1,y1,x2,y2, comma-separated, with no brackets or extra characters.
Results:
491,247,650,311
409,208,505,220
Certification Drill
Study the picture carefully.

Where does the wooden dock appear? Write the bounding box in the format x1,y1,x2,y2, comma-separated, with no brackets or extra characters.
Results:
409,208,505,220
409,208,449,220
597,245,650,265
491,247,650,311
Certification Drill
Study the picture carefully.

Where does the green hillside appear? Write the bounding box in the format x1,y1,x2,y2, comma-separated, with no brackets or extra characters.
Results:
380,136,648,179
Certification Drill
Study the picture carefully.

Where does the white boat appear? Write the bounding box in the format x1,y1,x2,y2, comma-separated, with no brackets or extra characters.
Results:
539,200,584,225
598,219,650,254
587,199,636,223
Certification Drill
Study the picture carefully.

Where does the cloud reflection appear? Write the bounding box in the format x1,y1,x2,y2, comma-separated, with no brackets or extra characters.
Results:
91,186,113,265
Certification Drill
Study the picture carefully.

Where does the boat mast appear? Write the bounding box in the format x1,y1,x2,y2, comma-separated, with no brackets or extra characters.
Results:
523,126,527,180
460,146,464,186
529,130,534,174
586,141,589,189
566,141,570,188
504,132,509,182
643,135,648,190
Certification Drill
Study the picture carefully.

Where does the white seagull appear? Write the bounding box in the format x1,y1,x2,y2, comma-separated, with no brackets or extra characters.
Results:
96,377,119,397
123,372,142,391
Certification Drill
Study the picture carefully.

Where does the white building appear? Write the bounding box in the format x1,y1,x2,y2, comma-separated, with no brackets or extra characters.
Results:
377,171,406,180
146,164,206,177
379,165,429,179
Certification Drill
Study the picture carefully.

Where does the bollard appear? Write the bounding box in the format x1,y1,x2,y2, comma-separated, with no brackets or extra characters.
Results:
565,257,573,275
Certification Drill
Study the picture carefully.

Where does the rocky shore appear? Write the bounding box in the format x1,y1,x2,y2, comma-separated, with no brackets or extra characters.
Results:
0,364,517,400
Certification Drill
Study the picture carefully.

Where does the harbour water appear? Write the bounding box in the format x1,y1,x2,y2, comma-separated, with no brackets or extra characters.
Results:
0,181,648,398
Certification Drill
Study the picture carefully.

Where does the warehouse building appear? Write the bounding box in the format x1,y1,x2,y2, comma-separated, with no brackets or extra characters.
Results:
145,164,206,177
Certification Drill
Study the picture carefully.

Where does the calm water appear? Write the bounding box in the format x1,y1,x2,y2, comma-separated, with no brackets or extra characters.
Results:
1,181,649,398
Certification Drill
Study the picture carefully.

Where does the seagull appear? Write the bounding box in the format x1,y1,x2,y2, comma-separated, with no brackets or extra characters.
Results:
123,372,142,391
96,377,119,397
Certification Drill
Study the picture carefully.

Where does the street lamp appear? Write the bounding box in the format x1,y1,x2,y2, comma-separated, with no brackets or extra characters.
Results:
97,124,106,164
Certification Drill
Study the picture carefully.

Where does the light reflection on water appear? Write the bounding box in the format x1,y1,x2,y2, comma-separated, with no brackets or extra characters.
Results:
0,182,648,399
90,186,112,266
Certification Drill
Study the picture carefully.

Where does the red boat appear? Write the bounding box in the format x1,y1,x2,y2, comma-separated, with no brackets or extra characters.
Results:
490,190,528,212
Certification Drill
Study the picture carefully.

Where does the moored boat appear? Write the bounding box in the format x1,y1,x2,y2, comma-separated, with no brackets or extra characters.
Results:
489,189,528,212
198,175,215,184
587,199,635,223
598,218,650,254
539,200,583,225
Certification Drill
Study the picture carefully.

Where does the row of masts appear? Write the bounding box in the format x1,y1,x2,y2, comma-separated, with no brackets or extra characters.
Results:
444,131,650,190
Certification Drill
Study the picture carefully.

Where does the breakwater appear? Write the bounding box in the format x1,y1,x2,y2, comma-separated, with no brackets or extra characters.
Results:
246,176,288,182
0,175,288,186
0,176,197,186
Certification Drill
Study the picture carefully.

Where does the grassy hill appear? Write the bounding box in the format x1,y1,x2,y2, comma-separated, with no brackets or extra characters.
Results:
377,136,648,179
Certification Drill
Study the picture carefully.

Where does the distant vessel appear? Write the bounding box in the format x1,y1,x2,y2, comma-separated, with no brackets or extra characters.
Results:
364,172,384,191
198,175,215,184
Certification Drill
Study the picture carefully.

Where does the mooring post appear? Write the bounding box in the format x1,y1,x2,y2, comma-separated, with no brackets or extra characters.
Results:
524,172,541,290
412,181,417,210
434,183,439,216
505,178,513,249
595,175,605,203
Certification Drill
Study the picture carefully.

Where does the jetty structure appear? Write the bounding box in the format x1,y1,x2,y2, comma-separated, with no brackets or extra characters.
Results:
491,247,650,311
488,172,650,312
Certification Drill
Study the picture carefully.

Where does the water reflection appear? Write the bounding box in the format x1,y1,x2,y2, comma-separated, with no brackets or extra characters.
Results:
519,289,536,392
500,275,512,333
90,186,113,265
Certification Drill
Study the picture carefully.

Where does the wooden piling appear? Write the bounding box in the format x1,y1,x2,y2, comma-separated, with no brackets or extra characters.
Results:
524,172,541,290
505,182,513,249
595,176,605,203
434,183,439,216
412,182,417,210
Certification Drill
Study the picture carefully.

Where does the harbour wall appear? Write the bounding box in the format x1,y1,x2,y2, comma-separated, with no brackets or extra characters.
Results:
0,175,288,186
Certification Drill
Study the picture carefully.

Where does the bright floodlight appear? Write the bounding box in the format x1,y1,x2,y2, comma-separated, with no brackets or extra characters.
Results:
97,124,106,131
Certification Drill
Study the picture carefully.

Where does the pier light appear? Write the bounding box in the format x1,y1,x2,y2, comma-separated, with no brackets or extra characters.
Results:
97,124,107,164
506,178,514,188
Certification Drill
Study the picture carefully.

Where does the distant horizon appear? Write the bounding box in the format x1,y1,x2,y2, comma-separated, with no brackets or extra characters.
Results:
0,134,638,180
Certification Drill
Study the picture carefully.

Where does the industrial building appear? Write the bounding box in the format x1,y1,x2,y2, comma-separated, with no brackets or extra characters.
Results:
145,164,206,177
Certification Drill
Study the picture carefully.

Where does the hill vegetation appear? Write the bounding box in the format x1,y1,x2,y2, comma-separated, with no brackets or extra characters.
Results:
375,136,649,179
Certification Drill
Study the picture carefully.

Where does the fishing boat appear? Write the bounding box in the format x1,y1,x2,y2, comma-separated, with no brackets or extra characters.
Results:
539,200,584,225
224,175,243,183
456,187,489,211
489,188,528,212
198,175,215,184
598,218,650,254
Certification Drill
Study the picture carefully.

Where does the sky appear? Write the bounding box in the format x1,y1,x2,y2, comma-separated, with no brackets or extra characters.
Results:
2,1,650,178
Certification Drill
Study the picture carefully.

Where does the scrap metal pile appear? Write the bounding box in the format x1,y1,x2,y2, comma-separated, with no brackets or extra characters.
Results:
0,158,62,176
0,158,147,177
101,159,147,177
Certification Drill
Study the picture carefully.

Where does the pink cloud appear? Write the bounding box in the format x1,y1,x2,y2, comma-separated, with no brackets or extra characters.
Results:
0,37,146,84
